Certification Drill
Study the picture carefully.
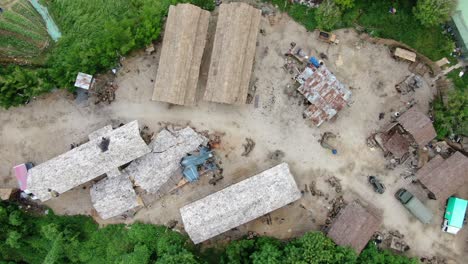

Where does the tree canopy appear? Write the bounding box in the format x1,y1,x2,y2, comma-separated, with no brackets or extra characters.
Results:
315,0,342,31
413,0,457,27
0,201,419,264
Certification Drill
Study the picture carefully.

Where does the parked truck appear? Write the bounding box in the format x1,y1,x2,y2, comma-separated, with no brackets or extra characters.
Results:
395,188,433,224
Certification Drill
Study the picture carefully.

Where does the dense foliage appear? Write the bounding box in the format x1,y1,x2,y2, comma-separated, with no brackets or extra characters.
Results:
334,0,355,10
269,0,454,61
434,69,468,138
0,0,214,109
0,201,418,264
315,0,342,31
413,0,457,27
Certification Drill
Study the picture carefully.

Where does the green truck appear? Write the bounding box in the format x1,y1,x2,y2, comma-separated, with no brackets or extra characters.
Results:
442,197,468,234
396,188,433,224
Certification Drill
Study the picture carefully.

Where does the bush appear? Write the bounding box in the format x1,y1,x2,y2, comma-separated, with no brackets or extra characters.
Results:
335,0,355,10
434,89,468,138
316,0,342,31
413,0,457,27
0,201,421,264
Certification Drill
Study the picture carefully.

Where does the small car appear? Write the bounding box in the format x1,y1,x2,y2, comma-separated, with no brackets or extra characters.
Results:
368,176,385,194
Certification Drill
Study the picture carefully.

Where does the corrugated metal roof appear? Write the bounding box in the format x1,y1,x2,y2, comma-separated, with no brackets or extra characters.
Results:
297,66,351,126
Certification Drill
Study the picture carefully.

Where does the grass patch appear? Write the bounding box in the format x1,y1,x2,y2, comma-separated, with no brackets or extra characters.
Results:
447,68,468,91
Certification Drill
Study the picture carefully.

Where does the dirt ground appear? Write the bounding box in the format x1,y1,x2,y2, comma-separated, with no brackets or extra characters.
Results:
1,4,467,262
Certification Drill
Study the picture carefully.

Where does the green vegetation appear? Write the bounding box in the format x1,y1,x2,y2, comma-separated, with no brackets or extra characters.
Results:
315,0,342,31
268,0,454,61
0,0,214,109
413,0,457,27
0,0,50,61
0,201,417,264
434,69,468,138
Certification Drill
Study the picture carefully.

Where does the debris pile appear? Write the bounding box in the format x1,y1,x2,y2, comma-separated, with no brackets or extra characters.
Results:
395,74,423,95
241,138,256,156
268,150,285,161
326,176,342,193
326,196,346,225
92,81,118,104
420,256,447,264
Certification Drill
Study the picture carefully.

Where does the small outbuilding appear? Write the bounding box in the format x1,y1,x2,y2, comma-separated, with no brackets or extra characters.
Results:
74,72,93,90
417,152,468,201
397,107,436,147
327,201,381,253
371,107,436,162
180,163,301,244
394,48,416,62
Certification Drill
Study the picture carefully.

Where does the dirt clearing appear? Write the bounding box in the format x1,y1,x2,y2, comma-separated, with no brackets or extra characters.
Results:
0,7,465,263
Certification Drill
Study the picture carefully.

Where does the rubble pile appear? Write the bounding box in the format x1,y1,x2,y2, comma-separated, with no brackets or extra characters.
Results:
326,176,342,193
326,195,346,224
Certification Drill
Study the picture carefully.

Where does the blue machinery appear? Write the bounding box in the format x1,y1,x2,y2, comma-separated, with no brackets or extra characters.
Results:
181,147,217,182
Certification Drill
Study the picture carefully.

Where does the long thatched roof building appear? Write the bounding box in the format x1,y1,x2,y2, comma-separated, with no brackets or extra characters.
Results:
27,121,150,201
152,4,210,105
180,163,301,244
203,3,261,104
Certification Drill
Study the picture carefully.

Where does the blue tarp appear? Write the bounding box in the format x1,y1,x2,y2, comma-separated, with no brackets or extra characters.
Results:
309,57,321,68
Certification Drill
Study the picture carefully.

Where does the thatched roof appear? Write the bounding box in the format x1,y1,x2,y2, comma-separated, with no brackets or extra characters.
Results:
90,173,141,220
180,163,301,244
27,121,150,201
398,107,436,147
327,201,381,253
203,3,261,104
417,152,468,201
152,4,210,105
124,127,207,194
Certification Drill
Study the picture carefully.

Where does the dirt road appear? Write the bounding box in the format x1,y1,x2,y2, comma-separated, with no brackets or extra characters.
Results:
0,8,465,263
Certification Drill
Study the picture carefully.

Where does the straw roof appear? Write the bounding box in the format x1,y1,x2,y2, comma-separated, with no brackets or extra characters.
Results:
180,163,301,244
27,121,150,201
124,127,207,194
90,173,140,220
203,3,261,104
152,4,210,105
417,152,468,201
327,201,381,253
